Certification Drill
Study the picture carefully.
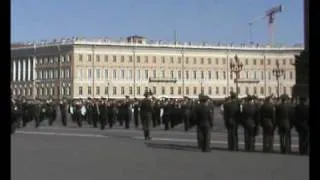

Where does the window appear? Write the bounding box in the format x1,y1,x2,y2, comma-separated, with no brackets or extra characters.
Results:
96,69,101,80
161,87,165,95
283,72,286,80
88,69,92,80
161,70,165,78
178,71,181,79
223,71,226,80
145,70,148,79
201,58,204,64
96,87,100,95
136,70,140,80
260,87,264,95
222,58,226,64
153,56,156,63
121,87,124,95
246,71,249,79
208,58,212,64
129,87,133,95
193,58,196,64
113,70,117,79
253,87,257,95
186,87,189,95
268,87,272,95
113,56,117,62
208,71,212,79
79,54,83,61
245,87,249,94
230,87,234,93
96,55,100,62
261,71,264,80
145,56,148,63
88,55,92,61
178,87,182,95
185,57,189,64
185,71,189,79
201,71,204,79
254,71,257,79
129,56,133,62
60,69,65,79
170,87,174,95
260,59,264,65
193,71,197,79
88,86,92,95
121,69,125,79
79,87,83,95
283,59,286,65
290,71,293,80
253,59,256,65
216,71,219,79
245,59,248,65
170,71,174,78
113,87,117,95
216,87,219,95
137,87,141,95
170,57,174,63
129,70,133,80
208,87,212,95
105,69,108,80
161,57,165,63
105,87,109,95
104,55,108,62
215,58,219,65
193,87,197,95
153,70,157,78
152,87,156,94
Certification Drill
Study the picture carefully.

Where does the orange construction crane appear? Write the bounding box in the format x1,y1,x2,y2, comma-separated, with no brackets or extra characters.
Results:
248,5,282,46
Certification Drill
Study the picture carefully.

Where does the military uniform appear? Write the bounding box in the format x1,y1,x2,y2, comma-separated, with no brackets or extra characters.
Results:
275,95,292,154
294,97,309,155
224,93,241,151
60,101,68,127
133,100,140,128
140,91,153,140
194,94,213,152
260,97,276,153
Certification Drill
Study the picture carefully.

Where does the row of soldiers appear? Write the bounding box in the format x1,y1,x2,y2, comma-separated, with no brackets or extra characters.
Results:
11,91,309,155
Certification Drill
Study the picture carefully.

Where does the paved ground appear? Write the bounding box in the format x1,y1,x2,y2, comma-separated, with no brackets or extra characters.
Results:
12,124,308,180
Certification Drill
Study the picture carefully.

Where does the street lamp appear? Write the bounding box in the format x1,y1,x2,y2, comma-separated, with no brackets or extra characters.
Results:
230,54,243,97
272,60,285,98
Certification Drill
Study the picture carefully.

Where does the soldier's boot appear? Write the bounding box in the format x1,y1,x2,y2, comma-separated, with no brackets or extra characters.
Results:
62,115,67,127
49,118,54,126
147,130,151,140
76,118,82,128
280,134,285,153
144,130,151,140
100,119,106,130
262,132,268,152
125,119,130,129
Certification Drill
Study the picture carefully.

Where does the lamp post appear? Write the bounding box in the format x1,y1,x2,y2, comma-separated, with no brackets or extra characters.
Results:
230,54,243,97
272,61,284,98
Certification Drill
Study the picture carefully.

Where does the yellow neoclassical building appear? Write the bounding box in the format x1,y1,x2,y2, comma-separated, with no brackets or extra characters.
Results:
11,36,303,99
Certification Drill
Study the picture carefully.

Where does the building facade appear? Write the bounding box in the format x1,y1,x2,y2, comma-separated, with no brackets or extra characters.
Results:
11,37,303,99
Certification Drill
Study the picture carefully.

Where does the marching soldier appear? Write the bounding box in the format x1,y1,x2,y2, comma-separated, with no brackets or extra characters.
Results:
11,98,22,134
107,100,115,128
294,97,309,155
133,99,140,128
140,90,153,140
162,100,170,130
223,92,241,151
92,99,100,128
242,95,259,152
181,98,192,131
275,94,292,154
99,98,107,130
260,96,276,153
123,96,131,129
60,100,68,127
193,94,213,152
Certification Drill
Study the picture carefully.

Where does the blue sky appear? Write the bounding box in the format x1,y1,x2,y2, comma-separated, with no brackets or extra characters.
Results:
11,0,303,45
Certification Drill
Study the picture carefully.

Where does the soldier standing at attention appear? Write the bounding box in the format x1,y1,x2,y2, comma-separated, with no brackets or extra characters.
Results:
294,97,309,155
260,96,276,153
276,95,292,154
133,98,140,128
224,92,241,151
242,95,259,152
123,96,131,129
140,90,153,140
193,94,213,152
60,99,68,127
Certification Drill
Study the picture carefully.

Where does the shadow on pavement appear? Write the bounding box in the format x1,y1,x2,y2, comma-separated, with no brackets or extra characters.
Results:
145,142,306,156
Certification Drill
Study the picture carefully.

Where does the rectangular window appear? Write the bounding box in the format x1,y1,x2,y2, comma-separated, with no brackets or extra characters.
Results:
178,57,181,64
129,70,133,80
113,87,117,95
208,58,212,64
152,86,156,95
245,87,249,94
88,55,92,61
290,71,293,80
113,56,117,62
88,86,92,95
88,69,92,80
161,87,165,95
208,71,212,79
283,87,287,94
253,87,257,95
223,87,226,95
216,71,219,79
170,57,174,63
79,87,83,95
193,58,196,64
201,71,204,79
193,87,197,95
113,70,117,79
105,87,109,95
215,58,219,65
283,72,286,80
260,59,264,65
161,57,165,63
96,69,101,80
201,58,204,64
185,57,189,64
121,87,125,95
260,87,264,95
96,55,100,62
253,59,256,65
185,71,189,79
129,56,133,62
193,71,197,79
186,87,189,95
162,70,165,78
145,70,148,79
129,87,133,95
105,69,108,80
261,71,264,80
96,87,100,95
170,87,174,95
104,55,108,62
268,59,271,65
216,87,219,95
170,71,174,78
136,70,141,80
121,56,124,63
268,72,271,80
121,69,125,79
268,87,272,95
137,56,141,63
178,71,181,79
208,87,212,95
152,70,156,78
137,87,141,95
178,87,182,95
223,71,226,80
79,54,83,61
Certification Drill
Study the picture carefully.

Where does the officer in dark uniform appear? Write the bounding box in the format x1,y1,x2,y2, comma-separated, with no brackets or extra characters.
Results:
242,95,259,152
182,97,192,131
21,99,30,127
99,98,107,130
123,96,131,129
223,92,241,151
276,94,292,154
260,96,276,153
162,99,170,130
193,94,213,152
92,99,100,128
106,100,114,128
294,97,309,155
11,98,22,134
60,99,68,127
140,90,153,140
152,99,161,128
133,98,140,128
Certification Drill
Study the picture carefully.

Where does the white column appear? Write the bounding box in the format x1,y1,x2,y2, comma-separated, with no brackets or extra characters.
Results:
22,59,26,81
17,60,21,81
28,58,31,81
13,60,16,82
33,57,36,80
